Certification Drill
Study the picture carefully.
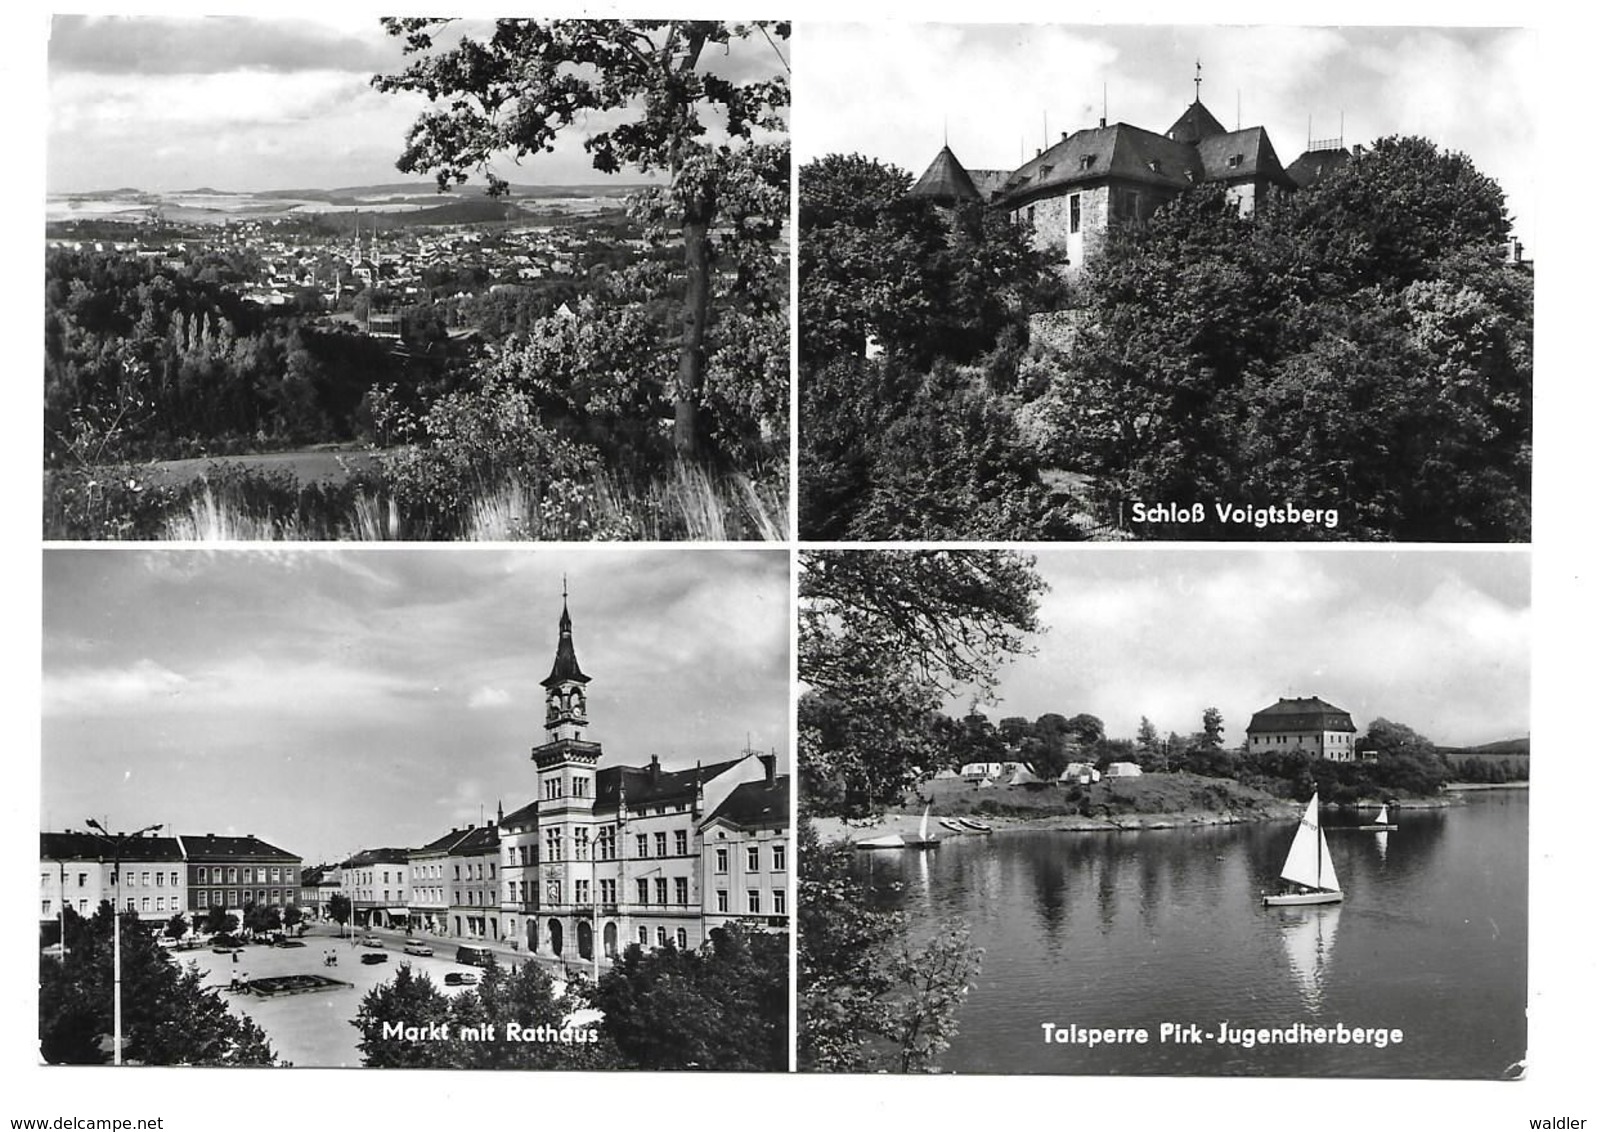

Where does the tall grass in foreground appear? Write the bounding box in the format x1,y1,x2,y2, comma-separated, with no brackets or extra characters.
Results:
139,463,788,542
462,463,787,541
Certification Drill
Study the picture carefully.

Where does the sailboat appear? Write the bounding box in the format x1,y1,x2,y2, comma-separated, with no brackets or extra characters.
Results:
902,803,941,848
1358,803,1397,832
857,804,941,850
1263,792,1344,906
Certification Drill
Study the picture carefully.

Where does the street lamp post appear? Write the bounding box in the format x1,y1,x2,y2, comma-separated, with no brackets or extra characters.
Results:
84,818,162,1066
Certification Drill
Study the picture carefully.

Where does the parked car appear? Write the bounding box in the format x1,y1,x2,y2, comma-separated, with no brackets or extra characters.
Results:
444,972,477,986
358,935,385,948
360,952,388,965
403,940,434,956
454,945,493,967
211,934,243,952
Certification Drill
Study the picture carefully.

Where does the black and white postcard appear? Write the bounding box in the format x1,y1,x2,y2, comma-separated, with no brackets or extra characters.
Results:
796,24,1533,542
39,547,791,1070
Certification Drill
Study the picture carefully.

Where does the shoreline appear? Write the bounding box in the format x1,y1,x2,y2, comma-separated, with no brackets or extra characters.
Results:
811,785,1518,845
810,805,1297,844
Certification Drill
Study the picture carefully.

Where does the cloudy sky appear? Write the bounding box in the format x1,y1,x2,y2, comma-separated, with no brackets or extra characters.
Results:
796,23,1535,250
40,549,790,866
46,15,790,193
964,548,1530,750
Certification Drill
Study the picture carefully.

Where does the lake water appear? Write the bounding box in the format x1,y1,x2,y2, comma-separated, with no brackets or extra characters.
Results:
852,790,1527,1077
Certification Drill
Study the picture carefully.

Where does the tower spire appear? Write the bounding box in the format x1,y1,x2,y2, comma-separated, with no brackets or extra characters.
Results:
1194,58,1203,103
542,586,590,741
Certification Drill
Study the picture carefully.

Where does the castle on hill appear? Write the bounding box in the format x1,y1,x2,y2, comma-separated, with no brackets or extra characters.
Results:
910,80,1351,275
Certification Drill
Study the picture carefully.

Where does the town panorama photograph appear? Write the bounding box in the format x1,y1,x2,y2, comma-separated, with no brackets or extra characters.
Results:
44,15,791,540
39,548,791,1070
796,25,1533,541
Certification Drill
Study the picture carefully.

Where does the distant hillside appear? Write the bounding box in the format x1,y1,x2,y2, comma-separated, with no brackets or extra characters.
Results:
1439,737,1530,756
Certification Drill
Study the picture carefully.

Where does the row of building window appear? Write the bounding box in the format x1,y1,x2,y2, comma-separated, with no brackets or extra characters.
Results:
44,870,185,889
197,889,291,907
195,866,289,884
711,889,784,915
43,895,188,915
714,844,785,872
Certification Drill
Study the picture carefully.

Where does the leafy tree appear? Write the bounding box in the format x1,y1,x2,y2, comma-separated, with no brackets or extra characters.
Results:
374,18,790,461
1200,707,1225,750
593,925,786,1071
202,906,238,936
282,904,303,931
353,959,613,1069
799,550,1043,815
40,904,275,1065
352,964,459,1067
1038,136,1529,541
798,819,983,1072
1065,713,1105,746
328,893,352,936
1266,134,1511,296
164,912,189,941
844,359,1076,540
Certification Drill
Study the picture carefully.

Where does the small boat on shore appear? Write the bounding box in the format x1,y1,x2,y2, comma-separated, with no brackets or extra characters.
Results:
958,818,993,833
939,818,966,832
1263,792,1344,906
859,805,941,850
1358,804,1397,832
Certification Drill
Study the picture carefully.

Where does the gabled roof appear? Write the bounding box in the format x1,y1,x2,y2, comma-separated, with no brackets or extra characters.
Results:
994,123,1202,205
342,846,410,868
451,824,499,857
596,756,745,810
704,776,789,831
411,828,479,858
1246,697,1357,735
41,832,184,861
499,799,539,830
1165,99,1229,145
908,145,982,205
1195,127,1294,187
181,834,298,862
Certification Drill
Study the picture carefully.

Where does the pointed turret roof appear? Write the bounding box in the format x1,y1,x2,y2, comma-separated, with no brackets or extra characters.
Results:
541,596,590,687
909,145,982,205
1165,99,1228,145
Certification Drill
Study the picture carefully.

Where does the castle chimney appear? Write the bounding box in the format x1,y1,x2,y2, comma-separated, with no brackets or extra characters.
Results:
649,754,660,783
758,753,776,785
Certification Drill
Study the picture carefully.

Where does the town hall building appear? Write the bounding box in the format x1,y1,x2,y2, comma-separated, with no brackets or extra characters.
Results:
494,594,789,970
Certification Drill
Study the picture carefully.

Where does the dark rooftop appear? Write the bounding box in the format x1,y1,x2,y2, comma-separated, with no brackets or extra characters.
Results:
1246,697,1357,734
704,776,789,831
41,832,184,861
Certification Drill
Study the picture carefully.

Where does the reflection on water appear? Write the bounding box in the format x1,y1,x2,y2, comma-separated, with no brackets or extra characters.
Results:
850,791,1527,1078
1277,905,1339,1013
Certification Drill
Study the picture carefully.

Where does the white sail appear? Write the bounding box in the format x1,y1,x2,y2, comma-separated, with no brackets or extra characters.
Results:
1281,792,1336,891
920,804,931,841
1374,804,1389,825
1317,825,1340,892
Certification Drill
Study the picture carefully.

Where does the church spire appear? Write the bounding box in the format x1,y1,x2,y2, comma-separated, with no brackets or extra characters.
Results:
541,584,590,741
